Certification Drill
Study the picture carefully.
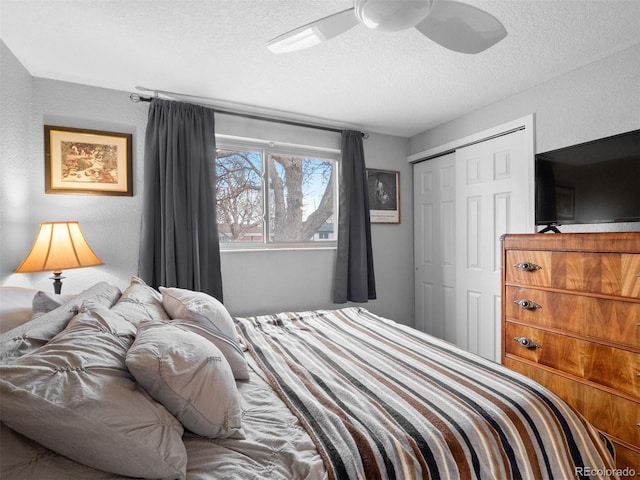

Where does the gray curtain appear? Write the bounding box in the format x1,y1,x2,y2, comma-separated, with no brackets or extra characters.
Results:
138,99,223,301
333,130,376,303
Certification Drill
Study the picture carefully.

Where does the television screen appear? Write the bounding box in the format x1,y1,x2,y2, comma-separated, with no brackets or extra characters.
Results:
535,129,640,226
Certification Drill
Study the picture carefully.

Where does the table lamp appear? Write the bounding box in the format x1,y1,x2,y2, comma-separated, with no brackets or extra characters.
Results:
15,221,104,294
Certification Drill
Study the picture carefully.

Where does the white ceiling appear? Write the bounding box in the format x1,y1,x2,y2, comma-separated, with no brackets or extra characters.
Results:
2,0,640,138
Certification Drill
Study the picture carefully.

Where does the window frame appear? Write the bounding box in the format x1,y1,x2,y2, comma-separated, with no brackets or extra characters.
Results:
215,134,340,251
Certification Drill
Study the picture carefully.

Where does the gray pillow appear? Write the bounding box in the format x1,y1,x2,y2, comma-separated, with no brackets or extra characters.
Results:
126,320,245,439
0,304,187,479
0,281,121,363
31,291,77,318
160,286,249,380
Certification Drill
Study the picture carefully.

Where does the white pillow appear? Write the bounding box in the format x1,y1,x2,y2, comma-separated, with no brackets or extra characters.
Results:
126,320,245,439
160,287,249,380
0,286,38,334
112,276,170,326
0,304,187,479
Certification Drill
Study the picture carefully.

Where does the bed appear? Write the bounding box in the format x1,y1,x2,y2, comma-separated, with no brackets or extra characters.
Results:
0,277,618,479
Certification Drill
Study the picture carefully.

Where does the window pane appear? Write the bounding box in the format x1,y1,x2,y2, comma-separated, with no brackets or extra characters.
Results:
215,141,337,247
267,154,335,243
216,149,263,243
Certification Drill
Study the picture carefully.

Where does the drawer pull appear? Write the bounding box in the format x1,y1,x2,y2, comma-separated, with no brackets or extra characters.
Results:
514,336,541,349
514,262,541,272
514,299,541,310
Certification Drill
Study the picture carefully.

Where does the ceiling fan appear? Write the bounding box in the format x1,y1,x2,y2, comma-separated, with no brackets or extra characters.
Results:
267,0,507,55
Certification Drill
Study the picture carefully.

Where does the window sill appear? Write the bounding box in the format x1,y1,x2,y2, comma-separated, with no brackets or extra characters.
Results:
220,244,337,253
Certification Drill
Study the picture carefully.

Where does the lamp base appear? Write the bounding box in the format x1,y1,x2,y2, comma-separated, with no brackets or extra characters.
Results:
50,271,65,294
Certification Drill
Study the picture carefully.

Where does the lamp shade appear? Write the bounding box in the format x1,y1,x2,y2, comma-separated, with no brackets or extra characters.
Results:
15,221,104,273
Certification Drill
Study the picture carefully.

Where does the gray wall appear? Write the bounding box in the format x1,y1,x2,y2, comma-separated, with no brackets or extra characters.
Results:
410,43,640,156
408,43,640,233
0,40,414,324
1,40,33,285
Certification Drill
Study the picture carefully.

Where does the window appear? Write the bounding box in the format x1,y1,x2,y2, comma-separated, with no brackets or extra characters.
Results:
216,138,338,248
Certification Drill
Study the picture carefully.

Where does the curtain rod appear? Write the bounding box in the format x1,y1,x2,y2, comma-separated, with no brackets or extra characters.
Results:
129,91,368,138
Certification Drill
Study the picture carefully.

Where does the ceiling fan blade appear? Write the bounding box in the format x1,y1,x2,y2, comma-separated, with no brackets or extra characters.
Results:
267,8,359,53
415,0,507,54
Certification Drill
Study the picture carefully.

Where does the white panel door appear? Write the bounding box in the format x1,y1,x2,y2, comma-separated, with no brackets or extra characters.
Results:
455,129,531,362
413,153,456,343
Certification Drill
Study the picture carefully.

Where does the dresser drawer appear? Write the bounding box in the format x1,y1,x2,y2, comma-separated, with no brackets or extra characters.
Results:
505,358,640,448
505,322,640,398
505,250,640,298
610,442,640,472
504,286,640,348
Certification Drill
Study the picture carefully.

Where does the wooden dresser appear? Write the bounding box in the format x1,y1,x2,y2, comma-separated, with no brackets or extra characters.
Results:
501,232,640,470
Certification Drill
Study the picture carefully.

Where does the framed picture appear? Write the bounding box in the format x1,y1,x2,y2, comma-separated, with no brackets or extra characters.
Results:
44,125,133,196
366,168,400,224
555,185,574,219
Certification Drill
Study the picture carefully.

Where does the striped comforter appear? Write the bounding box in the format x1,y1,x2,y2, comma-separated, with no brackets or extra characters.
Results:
236,307,617,480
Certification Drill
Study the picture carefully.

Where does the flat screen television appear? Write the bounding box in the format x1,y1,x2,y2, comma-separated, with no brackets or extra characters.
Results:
535,129,640,230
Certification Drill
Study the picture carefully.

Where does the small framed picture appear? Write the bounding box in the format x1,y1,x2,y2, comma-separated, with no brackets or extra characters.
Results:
44,125,133,196
366,168,400,224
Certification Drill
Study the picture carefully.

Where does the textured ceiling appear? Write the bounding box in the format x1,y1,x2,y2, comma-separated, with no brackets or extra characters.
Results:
2,0,640,137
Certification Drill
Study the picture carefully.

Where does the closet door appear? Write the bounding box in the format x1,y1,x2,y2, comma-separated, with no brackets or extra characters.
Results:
455,129,531,362
413,153,456,343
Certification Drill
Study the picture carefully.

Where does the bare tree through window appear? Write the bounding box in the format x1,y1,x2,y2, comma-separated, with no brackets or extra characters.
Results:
216,149,263,241
216,144,337,245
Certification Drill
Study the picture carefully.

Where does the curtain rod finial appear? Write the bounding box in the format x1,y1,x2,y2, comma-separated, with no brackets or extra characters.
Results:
130,93,151,103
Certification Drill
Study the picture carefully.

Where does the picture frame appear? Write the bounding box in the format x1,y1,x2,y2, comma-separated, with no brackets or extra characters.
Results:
366,168,400,224
555,185,575,220
44,125,133,196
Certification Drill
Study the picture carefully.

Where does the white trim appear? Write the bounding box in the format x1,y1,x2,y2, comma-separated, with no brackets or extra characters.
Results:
221,245,337,253
406,115,535,163
216,133,341,155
